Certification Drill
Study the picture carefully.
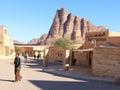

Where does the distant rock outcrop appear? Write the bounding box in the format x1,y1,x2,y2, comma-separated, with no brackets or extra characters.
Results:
45,8,107,45
28,34,47,44
14,40,25,44
28,38,39,44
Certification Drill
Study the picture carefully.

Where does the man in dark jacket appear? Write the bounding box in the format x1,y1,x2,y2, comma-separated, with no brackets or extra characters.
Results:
14,53,22,82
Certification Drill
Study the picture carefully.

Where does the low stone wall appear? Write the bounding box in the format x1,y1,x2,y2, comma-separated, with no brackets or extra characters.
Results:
93,47,120,78
48,47,66,62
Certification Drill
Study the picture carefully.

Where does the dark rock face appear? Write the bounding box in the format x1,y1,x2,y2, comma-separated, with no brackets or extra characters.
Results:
63,13,75,39
45,8,68,44
72,16,82,42
45,8,107,45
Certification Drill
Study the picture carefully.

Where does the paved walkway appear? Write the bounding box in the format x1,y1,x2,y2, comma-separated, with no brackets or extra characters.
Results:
0,58,120,90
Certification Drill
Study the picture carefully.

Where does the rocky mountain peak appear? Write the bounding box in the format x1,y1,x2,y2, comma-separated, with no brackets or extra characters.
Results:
44,8,108,45
28,8,108,45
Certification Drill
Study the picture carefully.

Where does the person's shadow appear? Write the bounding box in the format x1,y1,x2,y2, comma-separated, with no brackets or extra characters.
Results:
0,79,14,82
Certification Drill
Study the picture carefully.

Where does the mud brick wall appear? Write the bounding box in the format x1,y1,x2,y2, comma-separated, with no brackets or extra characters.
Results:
48,47,66,62
93,47,120,78
108,37,120,47
74,51,89,66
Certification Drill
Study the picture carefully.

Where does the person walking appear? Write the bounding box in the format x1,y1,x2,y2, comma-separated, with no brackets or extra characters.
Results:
37,53,40,60
14,53,22,82
24,53,28,64
34,54,36,59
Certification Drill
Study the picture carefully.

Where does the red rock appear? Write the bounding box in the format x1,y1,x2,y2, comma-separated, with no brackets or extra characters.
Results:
29,8,108,45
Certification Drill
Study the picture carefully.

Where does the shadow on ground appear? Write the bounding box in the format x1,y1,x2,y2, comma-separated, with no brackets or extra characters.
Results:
0,79,14,82
26,58,120,90
26,58,63,69
29,80,120,90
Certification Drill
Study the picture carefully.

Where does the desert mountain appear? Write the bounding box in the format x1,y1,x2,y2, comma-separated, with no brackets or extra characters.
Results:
44,8,107,45
28,8,107,45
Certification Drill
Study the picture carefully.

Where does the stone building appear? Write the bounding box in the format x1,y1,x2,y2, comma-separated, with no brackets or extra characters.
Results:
0,26,14,56
82,30,120,49
14,44,49,58
70,30,109,67
70,30,120,78
72,30,120,65
43,46,70,68
93,47,120,78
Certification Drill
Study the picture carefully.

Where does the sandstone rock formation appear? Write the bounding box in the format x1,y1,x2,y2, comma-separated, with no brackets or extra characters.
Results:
28,34,47,44
45,8,108,45
38,34,48,45
28,8,108,45
28,38,39,44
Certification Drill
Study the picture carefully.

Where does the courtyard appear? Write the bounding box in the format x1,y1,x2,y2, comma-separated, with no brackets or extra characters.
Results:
0,57,120,90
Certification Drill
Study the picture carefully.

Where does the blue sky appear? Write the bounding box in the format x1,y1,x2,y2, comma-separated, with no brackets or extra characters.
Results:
0,0,120,43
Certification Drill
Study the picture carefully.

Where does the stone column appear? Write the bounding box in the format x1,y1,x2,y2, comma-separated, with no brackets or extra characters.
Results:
63,49,66,69
69,49,73,68
43,49,48,67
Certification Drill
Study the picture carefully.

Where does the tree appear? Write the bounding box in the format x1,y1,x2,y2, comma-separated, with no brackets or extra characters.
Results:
54,38,74,50
15,47,25,54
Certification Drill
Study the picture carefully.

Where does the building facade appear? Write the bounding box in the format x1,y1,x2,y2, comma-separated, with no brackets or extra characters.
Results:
70,30,120,78
93,47,120,78
81,30,120,49
0,26,14,56
14,44,49,58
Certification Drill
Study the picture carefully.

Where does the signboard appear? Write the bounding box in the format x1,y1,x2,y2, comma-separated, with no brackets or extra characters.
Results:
85,31,108,42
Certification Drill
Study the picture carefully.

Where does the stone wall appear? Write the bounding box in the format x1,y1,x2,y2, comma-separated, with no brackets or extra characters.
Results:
48,47,66,62
93,47,120,78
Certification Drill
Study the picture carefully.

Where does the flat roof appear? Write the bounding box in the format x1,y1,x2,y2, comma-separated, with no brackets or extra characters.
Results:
14,44,50,48
109,31,120,37
73,48,94,52
14,44,40,47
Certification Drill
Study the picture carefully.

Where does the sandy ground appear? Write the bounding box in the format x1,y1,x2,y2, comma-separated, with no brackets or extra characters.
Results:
0,58,120,90
0,58,85,90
